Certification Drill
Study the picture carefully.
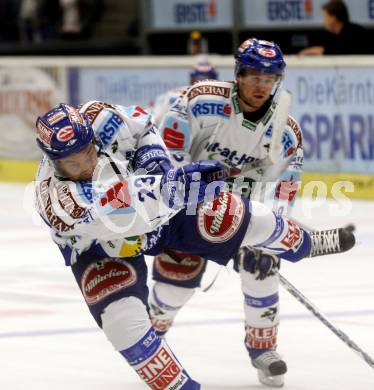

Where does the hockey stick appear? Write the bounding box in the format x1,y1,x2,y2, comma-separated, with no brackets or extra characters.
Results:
277,271,374,369
269,89,292,164
290,218,356,243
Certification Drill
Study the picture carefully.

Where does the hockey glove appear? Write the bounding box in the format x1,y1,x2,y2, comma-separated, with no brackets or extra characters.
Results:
234,247,280,280
132,144,172,175
161,160,226,209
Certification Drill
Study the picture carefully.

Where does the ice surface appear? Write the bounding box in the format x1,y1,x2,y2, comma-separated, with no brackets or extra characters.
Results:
1,183,373,390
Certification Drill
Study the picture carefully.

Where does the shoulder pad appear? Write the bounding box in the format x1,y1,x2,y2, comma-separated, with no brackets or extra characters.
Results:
187,80,233,101
80,101,115,125
286,115,302,147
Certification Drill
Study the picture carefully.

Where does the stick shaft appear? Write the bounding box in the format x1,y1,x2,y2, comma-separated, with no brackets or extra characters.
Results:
278,271,374,369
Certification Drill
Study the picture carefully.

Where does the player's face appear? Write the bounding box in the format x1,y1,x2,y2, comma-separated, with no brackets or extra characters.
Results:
237,70,278,111
58,143,98,181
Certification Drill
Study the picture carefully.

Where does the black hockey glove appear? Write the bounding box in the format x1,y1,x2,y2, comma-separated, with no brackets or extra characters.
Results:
234,247,280,280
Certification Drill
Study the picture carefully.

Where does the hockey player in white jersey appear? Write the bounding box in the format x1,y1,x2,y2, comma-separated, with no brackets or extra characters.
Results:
151,56,219,126
34,100,355,389
149,38,311,387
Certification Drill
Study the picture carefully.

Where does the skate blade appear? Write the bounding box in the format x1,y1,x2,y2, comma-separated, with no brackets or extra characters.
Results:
258,370,284,388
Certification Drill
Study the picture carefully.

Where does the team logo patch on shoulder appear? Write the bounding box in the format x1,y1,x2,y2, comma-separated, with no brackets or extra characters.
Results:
188,84,230,100
197,192,245,243
82,259,137,305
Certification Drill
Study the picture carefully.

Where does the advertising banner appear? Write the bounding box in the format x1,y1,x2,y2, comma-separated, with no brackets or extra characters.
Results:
241,0,374,28
0,67,67,160
284,67,374,174
71,67,234,108
149,0,233,30
74,64,374,183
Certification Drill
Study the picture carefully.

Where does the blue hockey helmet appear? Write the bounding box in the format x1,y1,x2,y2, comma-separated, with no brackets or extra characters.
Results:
235,38,286,78
190,62,219,84
36,103,94,160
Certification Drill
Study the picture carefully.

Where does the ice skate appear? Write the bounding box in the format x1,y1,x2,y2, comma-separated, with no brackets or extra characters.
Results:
252,351,287,387
309,227,355,257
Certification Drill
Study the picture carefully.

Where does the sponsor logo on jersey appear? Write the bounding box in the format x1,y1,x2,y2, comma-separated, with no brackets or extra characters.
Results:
36,121,53,146
188,84,230,100
97,112,124,146
83,101,114,124
164,126,184,149
191,101,231,119
282,129,294,153
136,346,186,390
275,176,299,202
77,180,94,203
56,183,86,219
82,259,137,305
197,192,245,243
131,106,148,117
39,178,73,232
162,118,190,150
206,142,256,166
287,116,302,146
245,325,278,349
155,251,205,281
281,219,302,249
56,126,75,142
119,236,143,257
100,181,131,209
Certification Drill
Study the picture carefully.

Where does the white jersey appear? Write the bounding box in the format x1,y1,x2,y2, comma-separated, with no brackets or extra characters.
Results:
158,80,303,215
150,87,186,127
35,101,180,265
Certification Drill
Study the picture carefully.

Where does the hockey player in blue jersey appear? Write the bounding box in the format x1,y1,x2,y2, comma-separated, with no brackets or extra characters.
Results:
34,101,355,389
